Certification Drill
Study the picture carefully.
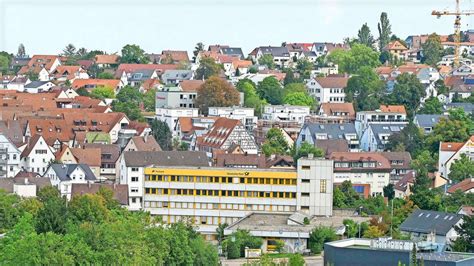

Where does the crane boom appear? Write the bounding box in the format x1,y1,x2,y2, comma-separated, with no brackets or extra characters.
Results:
432,0,474,67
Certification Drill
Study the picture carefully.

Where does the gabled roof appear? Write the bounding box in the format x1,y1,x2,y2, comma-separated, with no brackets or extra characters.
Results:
179,80,204,92
220,47,244,59
83,144,121,163
314,139,349,157
440,142,464,152
394,171,416,192
400,209,462,235
256,46,290,57
415,114,446,128
384,40,408,51
70,147,101,167
0,177,51,193
48,164,96,182
71,183,128,205
379,105,406,114
18,55,60,74
380,152,412,169
369,124,406,145
24,81,52,88
303,123,357,142
161,50,189,62
319,103,355,119
447,178,474,193
71,79,121,90
20,135,48,158
314,76,349,88
115,64,178,77
95,54,119,65
458,205,474,216
197,118,241,149
129,135,161,151
123,151,209,167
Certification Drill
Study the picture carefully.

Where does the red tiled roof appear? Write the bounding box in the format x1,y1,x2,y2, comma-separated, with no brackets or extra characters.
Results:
95,54,119,65
197,118,240,149
448,178,474,193
315,76,349,88
319,103,355,119
71,147,101,167
379,105,406,114
18,55,60,74
329,152,392,171
71,79,121,90
179,80,204,92
384,40,408,51
440,142,464,152
161,50,189,62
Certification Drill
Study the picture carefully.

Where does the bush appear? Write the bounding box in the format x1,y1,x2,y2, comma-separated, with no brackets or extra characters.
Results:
289,253,305,266
308,226,337,254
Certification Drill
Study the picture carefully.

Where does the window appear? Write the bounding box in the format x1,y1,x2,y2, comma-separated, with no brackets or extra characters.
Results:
131,188,139,193
301,165,310,170
302,192,310,197
131,167,139,172
320,180,327,193
302,179,310,183
131,177,139,182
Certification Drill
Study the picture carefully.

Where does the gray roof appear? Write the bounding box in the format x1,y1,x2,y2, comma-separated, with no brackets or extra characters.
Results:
24,81,49,88
123,151,210,167
220,47,244,59
303,123,357,142
400,209,463,236
445,103,474,114
380,152,412,169
161,70,193,83
414,114,446,128
129,69,156,81
369,123,406,145
259,46,290,57
48,164,96,182
0,177,51,193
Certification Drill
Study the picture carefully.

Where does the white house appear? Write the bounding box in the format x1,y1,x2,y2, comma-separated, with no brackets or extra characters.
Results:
329,152,392,195
306,76,348,103
355,105,408,137
44,164,97,200
249,46,291,68
208,106,257,132
0,133,21,178
155,107,199,135
360,123,406,152
23,81,55,93
262,105,310,125
19,135,55,175
438,136,474,178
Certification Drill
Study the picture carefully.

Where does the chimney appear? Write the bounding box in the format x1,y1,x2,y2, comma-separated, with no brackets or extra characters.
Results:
24,178,28,185
308,153,314,159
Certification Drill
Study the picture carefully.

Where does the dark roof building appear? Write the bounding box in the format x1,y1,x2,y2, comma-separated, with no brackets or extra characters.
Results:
48,164,96,181
220,47,244,59
400,209,463,238
414,114,447,134
71,183,129,205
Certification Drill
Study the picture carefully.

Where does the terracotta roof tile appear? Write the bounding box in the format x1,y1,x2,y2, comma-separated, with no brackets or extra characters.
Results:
71,147,101,167
315,76,349,88
95,55,119,65
448,178,474,193
71,79,121,90
161,50,189,62
440,142,464,152
329,152,392,171
379,105,406,114
179,80,204,92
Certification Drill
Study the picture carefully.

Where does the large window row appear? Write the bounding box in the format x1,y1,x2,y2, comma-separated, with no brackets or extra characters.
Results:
145,174,296,185
144,201,296,212
145,188,297,198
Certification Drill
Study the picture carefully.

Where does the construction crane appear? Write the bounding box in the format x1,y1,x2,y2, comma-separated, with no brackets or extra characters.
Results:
432,0,474,67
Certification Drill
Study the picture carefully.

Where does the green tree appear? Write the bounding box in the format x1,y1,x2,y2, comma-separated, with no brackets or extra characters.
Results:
256,76,283,105
36,186,68,234
448,154,474,183
283,82,307,96
343,219,358,238
90,86,115,100
293,142,324,163
196,57,222,80
418,97,443,114
283,68,301,85
296,58,313,78
0,54,9,74
364,225,384,238
68,194,109,224
261,128,290,156
383,183,395,200
237,80,265,117
195,76,240,115
193,42,204,62
421,33,443,66
386,122,424,156
120,44,150,64
225,230,263,258
283,91,315,107
327,43,380,74
339,180,360,207
388,73,426,118
345,66,385,111
451,215,474,252
358,23,375,48
97,72,115,79
258,54,275,69
0,191,21,233
62,43,77,57
143,88,156,112
289,253,305,266
308,226,337,254
378,12,392,52
112,85,144,120
150,119,172,151
112,102,143,121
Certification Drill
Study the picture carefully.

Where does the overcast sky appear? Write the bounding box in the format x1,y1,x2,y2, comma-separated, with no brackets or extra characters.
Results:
0,0,472,55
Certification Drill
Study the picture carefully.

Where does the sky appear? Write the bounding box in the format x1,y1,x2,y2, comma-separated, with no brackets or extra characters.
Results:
0,0,473,55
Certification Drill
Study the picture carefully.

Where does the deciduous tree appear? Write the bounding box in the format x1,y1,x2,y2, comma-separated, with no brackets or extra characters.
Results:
256,76,283,105
120,44,150,64
195,57,222,80
358,23,375,48
448,154,474,183
195,76,240,115
378,12,392,52
422,33,443,66
258,54,275,69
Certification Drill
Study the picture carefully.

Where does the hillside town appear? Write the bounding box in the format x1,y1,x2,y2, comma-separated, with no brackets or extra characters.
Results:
0,8,474,266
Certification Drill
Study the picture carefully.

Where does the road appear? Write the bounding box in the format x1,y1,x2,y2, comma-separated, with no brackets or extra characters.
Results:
220,256,323,266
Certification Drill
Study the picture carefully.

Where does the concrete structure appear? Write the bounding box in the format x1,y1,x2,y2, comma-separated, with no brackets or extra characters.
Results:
324,238,474,266
306,76,348,103
262,105,310,125
155,107,199,132
208,106,257,132
155,87,197,109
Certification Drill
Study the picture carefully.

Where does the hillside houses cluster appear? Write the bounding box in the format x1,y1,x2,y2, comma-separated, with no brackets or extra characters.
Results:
0,39,472,219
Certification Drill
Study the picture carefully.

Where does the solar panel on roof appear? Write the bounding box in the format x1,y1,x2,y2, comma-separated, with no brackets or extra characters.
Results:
390,126,400,132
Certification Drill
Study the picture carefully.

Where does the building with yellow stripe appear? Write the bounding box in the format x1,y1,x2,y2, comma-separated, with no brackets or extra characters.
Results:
119,151,333,236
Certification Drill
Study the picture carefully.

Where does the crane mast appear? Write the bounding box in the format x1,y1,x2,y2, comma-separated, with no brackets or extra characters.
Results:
432,0,474,67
